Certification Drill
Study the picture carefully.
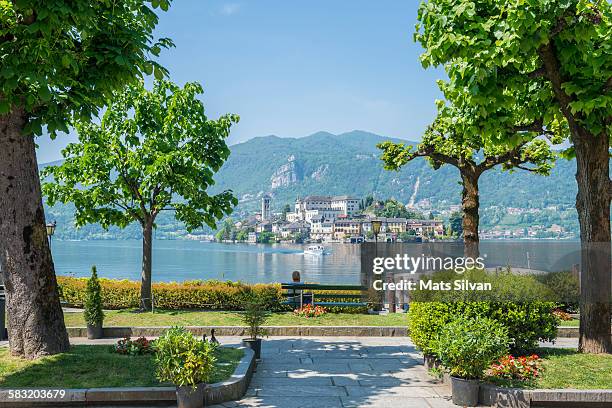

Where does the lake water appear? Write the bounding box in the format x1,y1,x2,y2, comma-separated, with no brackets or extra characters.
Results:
50,240,583,284
51,240,362,284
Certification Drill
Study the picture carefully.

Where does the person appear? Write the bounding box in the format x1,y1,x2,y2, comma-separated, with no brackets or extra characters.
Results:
289,270,312,307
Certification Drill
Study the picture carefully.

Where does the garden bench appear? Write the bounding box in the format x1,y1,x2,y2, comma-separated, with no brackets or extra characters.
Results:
281,283,367,309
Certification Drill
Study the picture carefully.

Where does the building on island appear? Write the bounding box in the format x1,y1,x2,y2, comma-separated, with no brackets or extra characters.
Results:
261,194,271,221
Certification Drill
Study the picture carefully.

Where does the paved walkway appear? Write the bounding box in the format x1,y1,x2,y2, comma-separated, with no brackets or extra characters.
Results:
210,336,455,408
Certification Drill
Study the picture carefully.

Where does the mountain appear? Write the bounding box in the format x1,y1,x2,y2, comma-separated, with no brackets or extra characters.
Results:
42,130,580,239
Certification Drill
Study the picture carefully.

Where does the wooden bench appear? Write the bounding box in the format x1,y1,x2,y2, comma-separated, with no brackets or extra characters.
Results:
281,283,367,309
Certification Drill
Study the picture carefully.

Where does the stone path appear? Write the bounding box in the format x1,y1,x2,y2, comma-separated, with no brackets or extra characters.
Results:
210,336,455,408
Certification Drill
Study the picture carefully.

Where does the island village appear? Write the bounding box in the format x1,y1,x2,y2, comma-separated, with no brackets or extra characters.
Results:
226,195,445,244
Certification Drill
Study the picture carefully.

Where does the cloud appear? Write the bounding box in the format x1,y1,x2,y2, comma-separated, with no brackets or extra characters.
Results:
220,3,241,16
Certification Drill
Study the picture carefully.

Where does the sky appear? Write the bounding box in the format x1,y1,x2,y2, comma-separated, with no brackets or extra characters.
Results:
36,0,444,163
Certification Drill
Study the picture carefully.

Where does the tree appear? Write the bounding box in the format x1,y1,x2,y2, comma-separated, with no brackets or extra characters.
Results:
415,0,611,353
0,0,172,358
281,204,292,221
375,199,424,219
43,80,238,311
379,99,554,258
216,218,237,242
449,211,463,238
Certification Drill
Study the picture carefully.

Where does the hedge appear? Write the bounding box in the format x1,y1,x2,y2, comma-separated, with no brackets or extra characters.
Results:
408,269,559,354
58,277,284,311
57,277,366,313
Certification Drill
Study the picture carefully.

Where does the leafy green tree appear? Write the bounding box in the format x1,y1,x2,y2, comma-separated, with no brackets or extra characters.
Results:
375,199,423,219
379,99,554,258
235,229,249,242
415,0,611,353
43,80,238,310
448,211,463,238
0,0,172,358
257,231,276,244
216,218,237,242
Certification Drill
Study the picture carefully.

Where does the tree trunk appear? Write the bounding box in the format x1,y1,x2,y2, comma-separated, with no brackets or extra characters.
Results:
573,130,612,354
461,170,480,260
0,108,70,359
140,220,154,311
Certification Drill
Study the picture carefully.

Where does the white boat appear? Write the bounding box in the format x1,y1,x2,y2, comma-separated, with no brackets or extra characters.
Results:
303,245,329,256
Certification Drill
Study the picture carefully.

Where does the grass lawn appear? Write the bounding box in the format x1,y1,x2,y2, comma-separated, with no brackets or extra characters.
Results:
0,345,243,388
63,310,409,327
559,318,579,327
489,348,612,389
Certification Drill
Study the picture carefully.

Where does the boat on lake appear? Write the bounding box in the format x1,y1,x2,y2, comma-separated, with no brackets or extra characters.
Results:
303,245,330,256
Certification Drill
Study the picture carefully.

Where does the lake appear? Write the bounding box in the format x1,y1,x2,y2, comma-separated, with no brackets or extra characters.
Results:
50,240,583,284
51,240,362,284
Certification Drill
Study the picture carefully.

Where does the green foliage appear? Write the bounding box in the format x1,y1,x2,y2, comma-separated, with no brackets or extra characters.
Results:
42,80,238,232
537,271,580,312
58,277,284,311
449,211,463,237
415,0,609,154
378,95,555,187
256,231,276,244
374,199,424,219
435,316,510,379
154,327,216,387
242,297,271,340
0,0,173,136
83,266,104,326
408,270,558,354
216,218,237,242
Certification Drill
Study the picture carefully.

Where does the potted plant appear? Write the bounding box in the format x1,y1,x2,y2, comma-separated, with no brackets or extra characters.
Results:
84,265,104,339
241,296,270,359
435,315,509,407
155,327,216,408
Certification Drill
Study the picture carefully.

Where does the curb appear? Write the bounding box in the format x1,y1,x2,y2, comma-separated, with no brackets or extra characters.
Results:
0,346,255,407
437,369,612,407
66,326,409,338
479,383,612,407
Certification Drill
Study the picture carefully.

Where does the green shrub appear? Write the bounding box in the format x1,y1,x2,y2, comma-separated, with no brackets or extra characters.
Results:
154,327,217,387
83,266,104,326
242,296,271,339
536,271,580,312
408,270,558,354
435,316,509,379
58,277,284,311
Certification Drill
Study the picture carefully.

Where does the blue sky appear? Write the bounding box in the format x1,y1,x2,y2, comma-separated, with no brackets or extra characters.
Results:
36,1,443,163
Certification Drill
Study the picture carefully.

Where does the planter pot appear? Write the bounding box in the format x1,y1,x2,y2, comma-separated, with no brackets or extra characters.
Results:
86,323,103,340
242,338,262,359
176,383,206,408
450,376,479,407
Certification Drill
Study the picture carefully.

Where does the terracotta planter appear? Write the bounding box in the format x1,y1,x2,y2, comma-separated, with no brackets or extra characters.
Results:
86,323,103,340
176,383,206,408
451,376,479,407
242,338,262,359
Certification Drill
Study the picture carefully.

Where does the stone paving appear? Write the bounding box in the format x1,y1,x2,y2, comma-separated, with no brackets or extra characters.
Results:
209,336,455,408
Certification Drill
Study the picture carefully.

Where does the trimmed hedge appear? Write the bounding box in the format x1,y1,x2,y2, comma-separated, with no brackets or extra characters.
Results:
58,277,366,313
408,270,559,354
58,277,284,311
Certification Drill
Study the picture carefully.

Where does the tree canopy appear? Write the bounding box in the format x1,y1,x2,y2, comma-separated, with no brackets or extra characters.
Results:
43,80,238,231
0,0,173,136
